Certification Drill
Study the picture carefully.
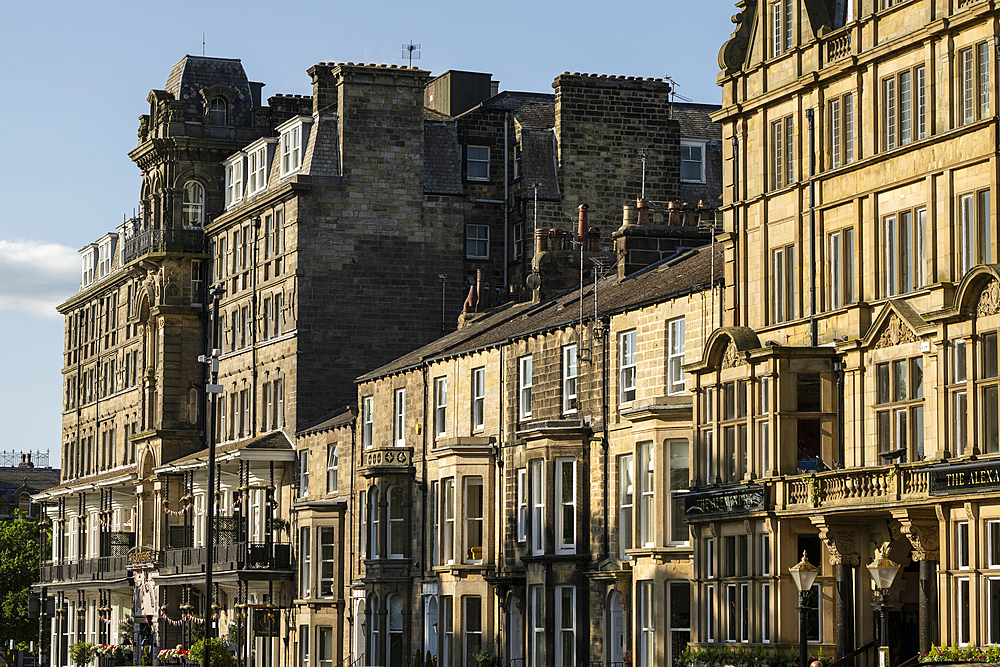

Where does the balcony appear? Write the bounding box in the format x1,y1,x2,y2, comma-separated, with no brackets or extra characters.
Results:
779,463,930,510
40,555,129,583
160,542,291,575
122,228,205,265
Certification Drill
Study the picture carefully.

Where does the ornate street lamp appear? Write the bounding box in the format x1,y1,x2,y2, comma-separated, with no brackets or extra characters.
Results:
866,547,902,667
790,551,820,667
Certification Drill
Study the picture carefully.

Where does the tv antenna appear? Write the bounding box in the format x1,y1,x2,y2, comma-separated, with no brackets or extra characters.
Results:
402,42,421,68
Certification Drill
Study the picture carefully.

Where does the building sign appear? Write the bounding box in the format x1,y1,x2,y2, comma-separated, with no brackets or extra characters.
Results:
126,546,160,569
929,461,1000,495
684,486,767,519
252,608,280,637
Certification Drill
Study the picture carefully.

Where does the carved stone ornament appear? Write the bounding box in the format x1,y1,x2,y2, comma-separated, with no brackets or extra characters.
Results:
871,314,918,350
817,525,859,566
721,340,747,369
718,1,758,75
977,279,1000,317
899,521,940,562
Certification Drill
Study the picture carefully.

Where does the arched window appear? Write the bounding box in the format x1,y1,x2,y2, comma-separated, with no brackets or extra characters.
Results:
210,97,228,126
370,487,381,560
182,181,205,227
389,486,405,558
388,595,404,667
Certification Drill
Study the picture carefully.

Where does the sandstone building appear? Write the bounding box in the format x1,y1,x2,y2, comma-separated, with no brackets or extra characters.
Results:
692,0,1000,663
35,53,720,667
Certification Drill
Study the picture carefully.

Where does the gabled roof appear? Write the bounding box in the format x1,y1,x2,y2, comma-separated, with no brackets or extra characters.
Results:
360,243,723,381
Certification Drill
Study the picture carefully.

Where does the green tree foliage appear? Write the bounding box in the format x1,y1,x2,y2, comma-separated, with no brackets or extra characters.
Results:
0,511,41,651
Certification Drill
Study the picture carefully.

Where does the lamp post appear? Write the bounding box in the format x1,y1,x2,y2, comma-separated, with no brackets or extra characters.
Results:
866,547,902,667
790,551,820,667
199,284,226,667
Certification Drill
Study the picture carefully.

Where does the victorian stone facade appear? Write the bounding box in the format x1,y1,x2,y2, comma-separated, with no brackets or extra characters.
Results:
36,52,720,667
690,0,1000,664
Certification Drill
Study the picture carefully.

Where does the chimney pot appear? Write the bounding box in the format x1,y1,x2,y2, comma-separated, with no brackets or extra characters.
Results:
577,204,589,243
535,228,547,256
636,198,650,225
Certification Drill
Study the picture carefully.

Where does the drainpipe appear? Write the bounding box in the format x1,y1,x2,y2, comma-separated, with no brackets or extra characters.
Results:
806,108,818,347
251,217,260,434
504,112,510,291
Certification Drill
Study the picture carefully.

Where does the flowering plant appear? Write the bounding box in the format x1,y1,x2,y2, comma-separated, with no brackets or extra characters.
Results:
676,647,832,667
94,645,122,656
158,647,191,661
921,644,1000,663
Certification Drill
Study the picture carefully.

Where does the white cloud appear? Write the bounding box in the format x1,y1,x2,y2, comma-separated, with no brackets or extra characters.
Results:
0,239,79,320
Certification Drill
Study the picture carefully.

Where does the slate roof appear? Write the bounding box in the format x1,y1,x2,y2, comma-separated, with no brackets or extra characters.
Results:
458,92,556,128
156,430,295,470
0,467,61,509
33,465,136,499
673,102,722,141
297,407,356,437
360,242,723,380
164,55,253,125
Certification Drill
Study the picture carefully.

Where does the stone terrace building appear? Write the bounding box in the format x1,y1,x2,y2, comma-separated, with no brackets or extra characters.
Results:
691,0,1000,663
37,53,721,667
293,222,722,667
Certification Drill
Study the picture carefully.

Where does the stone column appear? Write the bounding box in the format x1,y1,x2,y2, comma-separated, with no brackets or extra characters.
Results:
894,510,941,655
815,525,859,663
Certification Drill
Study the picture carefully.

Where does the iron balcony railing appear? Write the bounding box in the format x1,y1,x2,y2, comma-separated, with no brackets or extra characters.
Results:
161,541,291,573
40,555,129,583
122,228,206,264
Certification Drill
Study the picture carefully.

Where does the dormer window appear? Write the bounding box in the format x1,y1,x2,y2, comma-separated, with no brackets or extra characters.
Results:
210,97,228,126
277,117,312,178
81,246,97,288
183,181,205,227
98,238,116,280
225,157,244,209
247,144,268,196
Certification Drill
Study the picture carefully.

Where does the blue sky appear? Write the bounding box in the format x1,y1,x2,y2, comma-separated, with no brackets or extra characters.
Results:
0,0,736,466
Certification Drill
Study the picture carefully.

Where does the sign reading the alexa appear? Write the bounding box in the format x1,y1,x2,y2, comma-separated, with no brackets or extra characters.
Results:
684,486,767,519
929,461,1000,495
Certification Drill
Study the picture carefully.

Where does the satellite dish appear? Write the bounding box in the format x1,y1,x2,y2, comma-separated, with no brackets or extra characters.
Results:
526,273,541,290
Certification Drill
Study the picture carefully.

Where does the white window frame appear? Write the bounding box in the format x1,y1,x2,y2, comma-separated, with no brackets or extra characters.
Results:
619,454,634,559
638,581,654,667
520,355,533,420
531,586,545,667
299,450,310,497
246,142,271,197
182,181,205,227
225,155,244,209
278,117,310,177
620,330,637,403
327,443,338,494
989,520,1000,568
680,140,707,183
389,486,405,559
667,318,686,394
639,442,654,547
706,584,715,642
319,527,336,598
556,457,576,554
530,459,545,555
472,367,485,431
989,577,1000,644
563,345,578,414
362,395,374,448
555,586,575,667
464,476,484,563
761,582,772,643
958,577,971,645
958,520,970,569
435,377,448,438
516,468,527,542
667,439,690,545
393,388,406,446
443,478,455,564
299,526,311,599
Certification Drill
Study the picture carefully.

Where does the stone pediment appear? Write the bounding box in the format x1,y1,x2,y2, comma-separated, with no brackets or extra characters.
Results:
862,301,927,350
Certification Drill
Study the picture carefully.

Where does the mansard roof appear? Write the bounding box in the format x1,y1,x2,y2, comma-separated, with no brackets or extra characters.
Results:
163,55,254,125
360,243,723,381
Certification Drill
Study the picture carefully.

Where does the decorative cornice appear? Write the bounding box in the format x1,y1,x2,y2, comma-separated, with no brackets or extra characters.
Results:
871,314,918,349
